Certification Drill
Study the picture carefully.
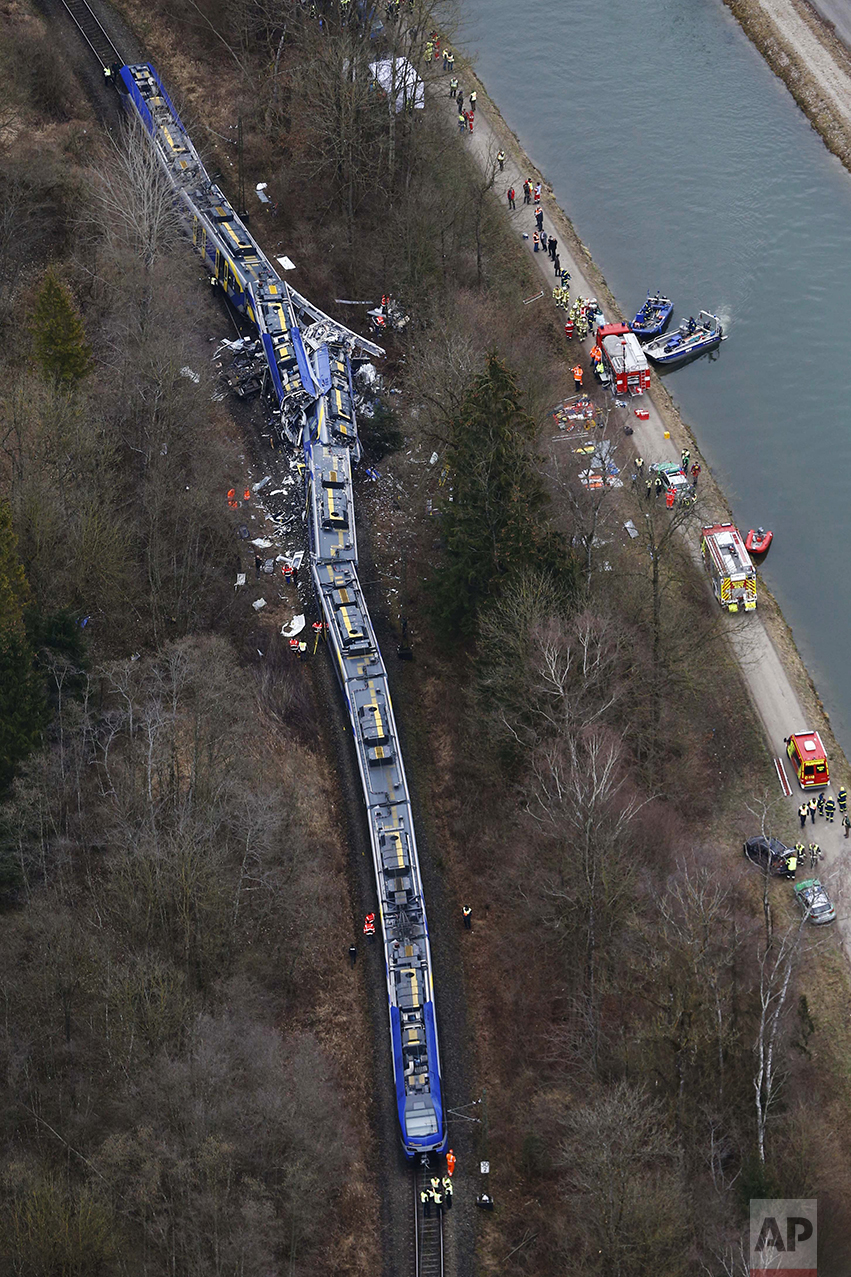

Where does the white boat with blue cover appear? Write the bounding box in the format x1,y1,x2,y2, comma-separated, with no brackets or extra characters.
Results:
644,310,725,366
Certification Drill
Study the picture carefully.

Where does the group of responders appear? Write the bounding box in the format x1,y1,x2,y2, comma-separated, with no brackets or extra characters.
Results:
420,1168,455,1217
798,788,850,831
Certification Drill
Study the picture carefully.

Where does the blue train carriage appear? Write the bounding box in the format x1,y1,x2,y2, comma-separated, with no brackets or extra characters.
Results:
374,809,447,1157
312,343,361,457
118,63,199,175
349,676,446,1157
307,444,358,566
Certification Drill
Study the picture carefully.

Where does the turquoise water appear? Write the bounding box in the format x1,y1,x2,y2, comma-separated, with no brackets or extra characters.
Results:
464,0,851,750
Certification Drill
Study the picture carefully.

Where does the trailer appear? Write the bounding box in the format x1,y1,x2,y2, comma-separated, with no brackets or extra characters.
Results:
701,523,757,612
596,323,651,396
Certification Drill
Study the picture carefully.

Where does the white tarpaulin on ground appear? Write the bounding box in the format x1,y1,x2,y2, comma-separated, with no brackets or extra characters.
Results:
369,58,424,113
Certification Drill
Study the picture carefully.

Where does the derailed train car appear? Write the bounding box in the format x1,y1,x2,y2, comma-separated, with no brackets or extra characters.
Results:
116,61,446,1158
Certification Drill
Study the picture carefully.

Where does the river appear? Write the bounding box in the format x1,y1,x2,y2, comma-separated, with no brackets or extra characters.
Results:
463,0,851,753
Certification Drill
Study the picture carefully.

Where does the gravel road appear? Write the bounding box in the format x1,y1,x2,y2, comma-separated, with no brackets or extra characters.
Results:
446,66,851,962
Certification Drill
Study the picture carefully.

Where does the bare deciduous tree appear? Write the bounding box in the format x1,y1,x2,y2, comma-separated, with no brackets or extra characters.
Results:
557,1080,689,1277
526,731,647,1072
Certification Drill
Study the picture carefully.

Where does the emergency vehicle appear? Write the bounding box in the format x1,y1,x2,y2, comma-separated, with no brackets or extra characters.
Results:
596,323,651,396
700,523,757,612
785,731,829,789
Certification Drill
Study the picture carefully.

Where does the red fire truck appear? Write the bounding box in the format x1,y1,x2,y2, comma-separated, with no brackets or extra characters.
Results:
596,323,651,396
700,523,757,612
785,731,829,789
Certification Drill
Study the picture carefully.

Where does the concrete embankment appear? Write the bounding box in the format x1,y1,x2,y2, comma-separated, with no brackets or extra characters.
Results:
722,0,851,175
439,53,851,960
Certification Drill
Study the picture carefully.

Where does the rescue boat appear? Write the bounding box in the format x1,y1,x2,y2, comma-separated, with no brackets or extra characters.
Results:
629,292,673,340
745,527,773,555
643,310,725,366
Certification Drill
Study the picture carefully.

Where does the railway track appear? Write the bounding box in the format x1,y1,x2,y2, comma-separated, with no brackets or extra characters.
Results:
57,6,452,1269
60,0,122,70
413,1164,444,1277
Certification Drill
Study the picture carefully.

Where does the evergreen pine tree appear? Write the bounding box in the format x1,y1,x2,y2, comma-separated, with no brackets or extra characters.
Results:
431,354,577,639
0,503,47,793
30,267,93,385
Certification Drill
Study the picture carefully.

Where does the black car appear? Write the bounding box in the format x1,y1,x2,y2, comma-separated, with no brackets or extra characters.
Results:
743,835,797,878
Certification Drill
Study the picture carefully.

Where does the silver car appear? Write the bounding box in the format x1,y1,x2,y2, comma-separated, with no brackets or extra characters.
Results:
793,878,836,925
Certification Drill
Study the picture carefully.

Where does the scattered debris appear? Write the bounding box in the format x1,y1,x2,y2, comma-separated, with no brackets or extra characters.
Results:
180,366,200,383
624,520,639,539
252,598,267,611
253,476,272,492
276,255,296,271
282,614,306,637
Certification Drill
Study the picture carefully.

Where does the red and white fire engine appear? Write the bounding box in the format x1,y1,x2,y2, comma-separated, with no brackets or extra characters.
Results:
596,323,651,396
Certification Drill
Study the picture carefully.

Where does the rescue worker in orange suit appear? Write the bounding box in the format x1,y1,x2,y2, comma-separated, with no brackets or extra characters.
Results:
572,364,583,391
446,1148,456,1176
462,906,472,930
364,912,376,941
227,488,238,509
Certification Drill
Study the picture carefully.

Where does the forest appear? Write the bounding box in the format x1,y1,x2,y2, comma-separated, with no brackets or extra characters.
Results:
2,0,851,1274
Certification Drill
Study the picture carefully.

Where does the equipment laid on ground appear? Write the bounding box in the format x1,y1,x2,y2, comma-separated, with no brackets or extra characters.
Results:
116,57,446,1162
785,731,829,789
700,523,757,612
596,323,651,396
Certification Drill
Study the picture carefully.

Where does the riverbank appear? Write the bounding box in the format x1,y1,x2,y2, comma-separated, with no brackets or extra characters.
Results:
447,52,851,963
723,0,851,173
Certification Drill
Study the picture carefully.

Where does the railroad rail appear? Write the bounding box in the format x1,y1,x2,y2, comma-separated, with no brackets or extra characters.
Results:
414,1164,445,1277
61,0,122,70
62,15,452,1273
